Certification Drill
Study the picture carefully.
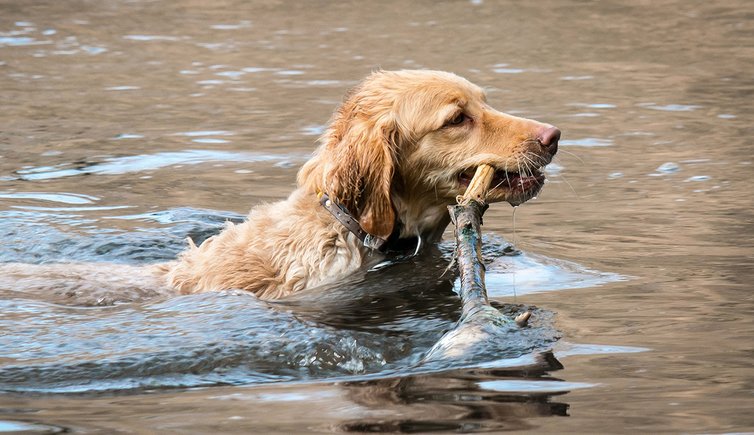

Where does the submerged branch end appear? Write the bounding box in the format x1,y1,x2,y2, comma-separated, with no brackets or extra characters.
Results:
514,311,532,327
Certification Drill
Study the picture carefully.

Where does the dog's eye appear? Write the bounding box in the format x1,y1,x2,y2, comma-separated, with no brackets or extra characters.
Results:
445,112,468,127
444,112,470,127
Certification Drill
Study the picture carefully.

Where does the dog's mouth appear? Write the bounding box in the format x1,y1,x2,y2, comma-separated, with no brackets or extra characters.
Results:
458,166,545,205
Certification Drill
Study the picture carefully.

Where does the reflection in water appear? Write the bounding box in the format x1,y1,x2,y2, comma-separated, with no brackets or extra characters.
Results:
0,354,574,434
336,353,571,433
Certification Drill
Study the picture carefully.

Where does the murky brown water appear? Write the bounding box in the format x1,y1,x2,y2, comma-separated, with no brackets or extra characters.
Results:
1,0,753,433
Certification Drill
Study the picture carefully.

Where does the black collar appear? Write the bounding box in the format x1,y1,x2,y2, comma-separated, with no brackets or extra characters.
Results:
319,193,389,252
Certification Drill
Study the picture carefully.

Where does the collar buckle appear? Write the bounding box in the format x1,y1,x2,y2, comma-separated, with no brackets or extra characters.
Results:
318,193,388,252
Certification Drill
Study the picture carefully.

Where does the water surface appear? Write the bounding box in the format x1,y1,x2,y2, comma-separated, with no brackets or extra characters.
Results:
1,0,752,432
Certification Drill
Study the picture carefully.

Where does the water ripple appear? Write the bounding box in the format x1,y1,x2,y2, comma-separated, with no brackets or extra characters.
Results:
477,379,596,393
123,35,180,42
0,192,99,205
639,103,702,112
14,150,307,180
210,21,252,30
173,130,233,137
0,36,51,47
560,138,613,147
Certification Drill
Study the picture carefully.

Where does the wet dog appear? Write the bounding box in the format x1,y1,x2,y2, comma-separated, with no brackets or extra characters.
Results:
160,70,559,299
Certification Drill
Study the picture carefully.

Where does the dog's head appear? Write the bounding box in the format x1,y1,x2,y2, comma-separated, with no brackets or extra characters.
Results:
298,70,560,240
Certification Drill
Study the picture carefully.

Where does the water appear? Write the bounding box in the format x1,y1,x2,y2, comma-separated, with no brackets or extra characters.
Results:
1,0,752,432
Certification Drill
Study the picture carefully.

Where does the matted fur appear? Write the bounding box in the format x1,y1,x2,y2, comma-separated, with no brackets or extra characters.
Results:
162,70,557,299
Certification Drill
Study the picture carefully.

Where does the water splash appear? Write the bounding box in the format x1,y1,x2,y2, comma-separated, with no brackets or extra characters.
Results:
483,234,625,297
0,206,614,394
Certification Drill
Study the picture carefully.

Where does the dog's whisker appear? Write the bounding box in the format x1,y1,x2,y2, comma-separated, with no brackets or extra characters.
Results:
491,178,506,191
523,155,536,176
527,152,546,171
521,153,536,173
557,149,584,164
555,171,579,197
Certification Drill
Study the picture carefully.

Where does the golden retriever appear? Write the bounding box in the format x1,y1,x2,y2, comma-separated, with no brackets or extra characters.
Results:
159,70,560,299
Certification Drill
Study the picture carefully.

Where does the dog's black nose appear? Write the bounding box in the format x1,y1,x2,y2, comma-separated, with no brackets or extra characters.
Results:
538,126,561,155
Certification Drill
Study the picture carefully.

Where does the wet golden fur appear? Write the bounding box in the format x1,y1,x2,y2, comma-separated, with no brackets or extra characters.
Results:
161,70,557,299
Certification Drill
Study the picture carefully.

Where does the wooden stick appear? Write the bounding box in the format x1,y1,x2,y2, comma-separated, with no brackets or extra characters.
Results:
421,165,531,363
457,163,495,205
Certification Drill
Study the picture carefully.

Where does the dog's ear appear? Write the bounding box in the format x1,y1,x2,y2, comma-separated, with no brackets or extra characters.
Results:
319,87,398,240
